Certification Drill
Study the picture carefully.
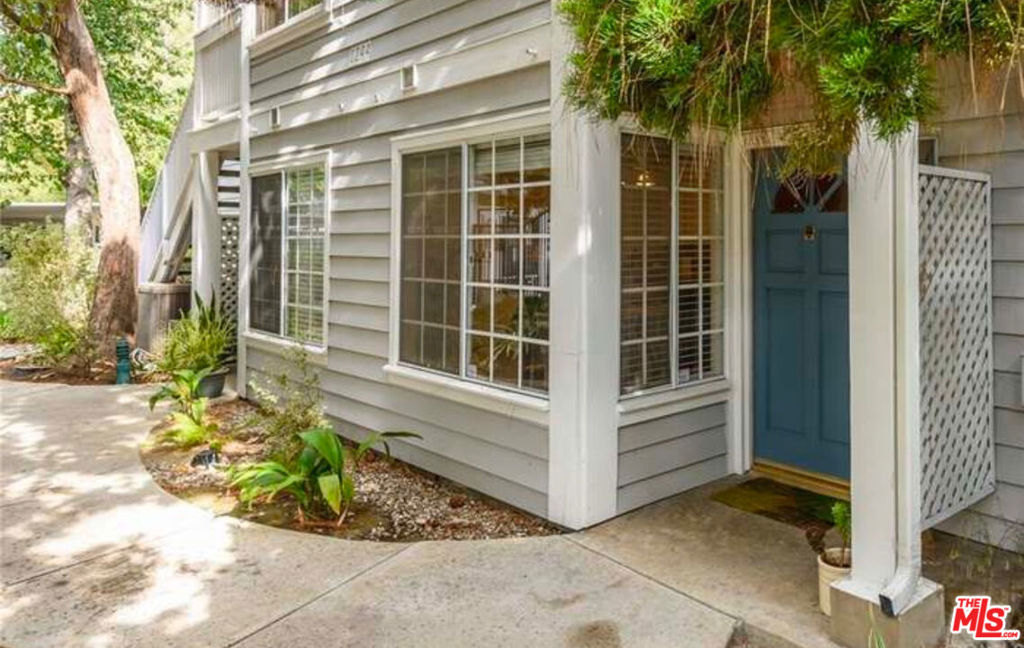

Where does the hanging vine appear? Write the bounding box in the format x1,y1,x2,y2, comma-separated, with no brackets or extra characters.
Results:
559,0,1024,172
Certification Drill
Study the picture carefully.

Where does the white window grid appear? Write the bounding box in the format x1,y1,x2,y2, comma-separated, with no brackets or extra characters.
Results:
620,134,725,396
397,131,551,396
398,148,462,376
465,136,551,393
249,163,327,347
283,166,326,345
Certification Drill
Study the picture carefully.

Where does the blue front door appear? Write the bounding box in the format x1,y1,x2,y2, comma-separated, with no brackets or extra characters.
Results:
753,150,850,479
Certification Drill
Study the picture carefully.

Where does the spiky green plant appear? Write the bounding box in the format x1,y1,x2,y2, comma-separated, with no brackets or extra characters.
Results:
228,427,422,525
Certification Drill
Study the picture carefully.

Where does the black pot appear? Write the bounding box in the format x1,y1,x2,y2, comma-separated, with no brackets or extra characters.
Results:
197,370,227,399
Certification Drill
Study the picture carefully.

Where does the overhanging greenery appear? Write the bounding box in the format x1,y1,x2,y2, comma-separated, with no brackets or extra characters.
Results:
559,0,1024,171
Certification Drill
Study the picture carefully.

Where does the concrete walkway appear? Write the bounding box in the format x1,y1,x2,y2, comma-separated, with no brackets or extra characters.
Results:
0,381,742,648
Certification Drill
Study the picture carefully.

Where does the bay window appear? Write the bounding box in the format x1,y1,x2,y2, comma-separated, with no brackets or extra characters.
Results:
620,134,724,395
248,164,327,347
399,133,551,395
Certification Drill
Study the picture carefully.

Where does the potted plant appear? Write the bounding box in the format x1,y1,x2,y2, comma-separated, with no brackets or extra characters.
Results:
818,501,852,615
157,292,233,397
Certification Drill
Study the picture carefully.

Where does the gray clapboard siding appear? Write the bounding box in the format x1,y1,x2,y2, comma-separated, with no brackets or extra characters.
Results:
330,414,548,517
251,65,550,157
252,0,549,103
616,403,729,514
935,114,1024,548
244,0,552,517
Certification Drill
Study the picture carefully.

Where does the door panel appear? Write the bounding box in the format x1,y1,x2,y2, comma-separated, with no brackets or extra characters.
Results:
753,150,851,479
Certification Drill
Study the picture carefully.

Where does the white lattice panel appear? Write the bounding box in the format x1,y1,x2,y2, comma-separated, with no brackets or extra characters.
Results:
918,166,995,529
220,216,239,324
218,158,241,343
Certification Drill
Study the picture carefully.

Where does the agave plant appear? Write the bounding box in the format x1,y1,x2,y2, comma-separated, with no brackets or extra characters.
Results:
228,426,421,525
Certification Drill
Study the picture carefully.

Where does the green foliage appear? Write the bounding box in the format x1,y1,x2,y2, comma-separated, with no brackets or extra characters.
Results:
832,501,852,549
247,348,328,459
0,223,98,370
228,426,422,523
559,0,1024,171
156,292,234,374
0,0,192,203
149,368,218,448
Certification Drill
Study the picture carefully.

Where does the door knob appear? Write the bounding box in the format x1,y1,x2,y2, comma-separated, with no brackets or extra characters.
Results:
803,224,817,241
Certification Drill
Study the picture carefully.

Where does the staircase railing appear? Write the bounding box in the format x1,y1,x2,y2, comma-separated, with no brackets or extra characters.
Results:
139,86,196,283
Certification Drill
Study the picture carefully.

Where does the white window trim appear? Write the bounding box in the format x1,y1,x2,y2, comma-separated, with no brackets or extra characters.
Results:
245,149,331,356
386,109,552,418
249,0,329,57
617,124,730,402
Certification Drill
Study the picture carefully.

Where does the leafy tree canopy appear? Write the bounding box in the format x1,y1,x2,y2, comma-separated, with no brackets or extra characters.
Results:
0,0,193,204
559,0,1024,171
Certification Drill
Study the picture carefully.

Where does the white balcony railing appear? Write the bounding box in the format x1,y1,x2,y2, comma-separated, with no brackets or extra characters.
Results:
196,9,241,120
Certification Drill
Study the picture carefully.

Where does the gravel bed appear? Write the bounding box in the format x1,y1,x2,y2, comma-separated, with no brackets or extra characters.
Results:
142,399,562,542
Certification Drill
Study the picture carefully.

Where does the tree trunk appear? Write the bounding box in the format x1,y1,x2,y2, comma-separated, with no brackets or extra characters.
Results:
63,104,95,242
50,0,140,347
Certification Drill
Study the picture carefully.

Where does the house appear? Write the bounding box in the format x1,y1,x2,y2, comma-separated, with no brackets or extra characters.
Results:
137,1,1024,645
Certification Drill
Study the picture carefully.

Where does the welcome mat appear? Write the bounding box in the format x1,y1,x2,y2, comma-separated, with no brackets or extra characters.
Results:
711,477,840,538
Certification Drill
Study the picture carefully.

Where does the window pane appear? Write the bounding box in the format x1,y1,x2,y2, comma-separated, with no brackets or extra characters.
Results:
679,335,700,384
462,135,551,392
494,188,519,234
493,288,519,335
400,148,462,374
619,134,672,394
469,239,491,283
494,138,520,185
523,238,549,287
472,142,493,187
522,343,548,392
522,291,548,341
523,135,550,183
467,335,491,380
494,238,520,285
469,286,491,332
702,332,724,378
249,173,282,335
677,143,724,386
492,338,519,387
524,186,550,234
679,288,699,334
469,191,492,234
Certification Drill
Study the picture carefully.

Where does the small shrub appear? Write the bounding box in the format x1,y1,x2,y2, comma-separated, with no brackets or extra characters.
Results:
0,224,98,372
149,368,218,448
156,292,233,374
228,426,421,524
247,347,327,458
829,501,852,567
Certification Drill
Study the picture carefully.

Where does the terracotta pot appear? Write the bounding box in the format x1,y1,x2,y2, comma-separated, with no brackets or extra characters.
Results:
817,548,851,616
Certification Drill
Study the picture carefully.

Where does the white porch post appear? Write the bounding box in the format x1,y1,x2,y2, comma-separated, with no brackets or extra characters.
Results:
235,3,254,398
191,149,222,302
832,121,944,647
547,11,620,529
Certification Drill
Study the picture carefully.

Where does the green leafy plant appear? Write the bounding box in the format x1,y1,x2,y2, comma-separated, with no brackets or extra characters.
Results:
149,368,218,448
247,347,327,458
228,426,422,525
156,291,233,374
830,501,852,568
0,223,98,372
559,0,1024,174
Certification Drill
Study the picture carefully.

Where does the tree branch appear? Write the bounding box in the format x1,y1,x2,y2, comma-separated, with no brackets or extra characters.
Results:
0,2,40,33
0,70,70,95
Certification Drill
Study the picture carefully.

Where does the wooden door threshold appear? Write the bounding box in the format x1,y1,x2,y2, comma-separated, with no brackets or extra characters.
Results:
752,459,850,501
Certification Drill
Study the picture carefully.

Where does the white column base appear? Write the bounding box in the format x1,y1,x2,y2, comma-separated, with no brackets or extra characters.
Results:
830,578,945,648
